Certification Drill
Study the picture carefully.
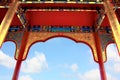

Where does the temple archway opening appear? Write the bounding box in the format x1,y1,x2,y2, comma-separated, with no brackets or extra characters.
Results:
18,37,100,80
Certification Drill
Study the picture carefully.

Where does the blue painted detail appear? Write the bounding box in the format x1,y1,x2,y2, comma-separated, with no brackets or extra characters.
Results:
81,26,91,32
50,27,74,32
8,25,111,33
52,27,67,32
105,26,111,33
32,25,41,31
9,26,20,32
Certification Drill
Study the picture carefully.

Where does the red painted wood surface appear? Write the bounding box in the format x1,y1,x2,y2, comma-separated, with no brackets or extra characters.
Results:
27,11,96,26
0,3,119,27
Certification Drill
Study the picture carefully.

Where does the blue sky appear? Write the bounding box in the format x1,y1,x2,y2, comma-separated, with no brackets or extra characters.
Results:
0,37,120,80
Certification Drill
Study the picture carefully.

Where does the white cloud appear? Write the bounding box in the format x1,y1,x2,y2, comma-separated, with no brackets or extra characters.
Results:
19,75,33,80
21,51,48,73
77,69,117,80
0,50,48,74
106,44,120,62
77,69,100,80
70,64,79,72
61,68,117,80
107,73,117,80
106,44,120,74
58,63,79,72
113,63,120,73
61,63,115,80
0,50,16,68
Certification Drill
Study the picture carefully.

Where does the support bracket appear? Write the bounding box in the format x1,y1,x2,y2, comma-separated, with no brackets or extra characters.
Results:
16,6,28,28
95,8,105,32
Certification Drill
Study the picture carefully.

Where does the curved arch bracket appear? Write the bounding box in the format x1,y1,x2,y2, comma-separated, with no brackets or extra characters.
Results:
5,31,24,59
14,32,98,61
98,31,114,62
5,30,115,62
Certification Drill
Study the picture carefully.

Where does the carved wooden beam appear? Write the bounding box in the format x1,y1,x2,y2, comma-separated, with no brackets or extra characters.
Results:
0,0,19,47
103,0,120,54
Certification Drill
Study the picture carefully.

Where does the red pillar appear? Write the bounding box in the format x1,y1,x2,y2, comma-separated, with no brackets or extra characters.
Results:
94,32,107,80
12,60,22,80
12,32,29,80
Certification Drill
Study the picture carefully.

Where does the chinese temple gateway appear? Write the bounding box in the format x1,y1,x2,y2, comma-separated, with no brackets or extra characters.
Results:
0,0,120,80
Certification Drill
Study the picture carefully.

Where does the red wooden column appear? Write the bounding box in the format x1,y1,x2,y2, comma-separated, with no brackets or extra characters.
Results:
94,32,107,80
12,60,22,80
12,31,29,80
